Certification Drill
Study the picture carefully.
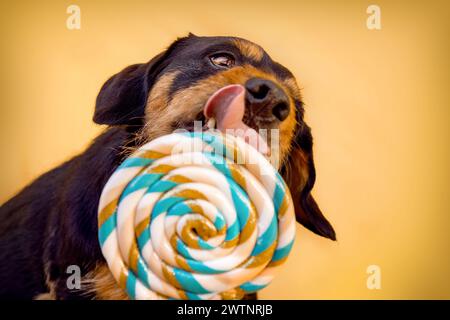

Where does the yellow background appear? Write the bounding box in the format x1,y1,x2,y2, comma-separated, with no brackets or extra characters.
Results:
1,0,449,299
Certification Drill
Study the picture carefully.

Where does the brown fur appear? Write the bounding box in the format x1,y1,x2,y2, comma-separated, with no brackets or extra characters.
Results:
232,39,265,62
144,65,298,163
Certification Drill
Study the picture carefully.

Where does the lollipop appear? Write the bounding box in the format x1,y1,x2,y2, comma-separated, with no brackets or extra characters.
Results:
97,85,296,300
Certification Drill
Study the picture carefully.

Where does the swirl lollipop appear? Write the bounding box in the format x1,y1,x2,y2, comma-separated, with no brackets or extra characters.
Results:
98,85,296,300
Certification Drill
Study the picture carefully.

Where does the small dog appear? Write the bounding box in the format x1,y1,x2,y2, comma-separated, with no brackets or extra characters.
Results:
0,34,335,300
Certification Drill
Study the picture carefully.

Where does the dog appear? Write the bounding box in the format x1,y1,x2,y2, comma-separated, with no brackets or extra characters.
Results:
0,34,335,300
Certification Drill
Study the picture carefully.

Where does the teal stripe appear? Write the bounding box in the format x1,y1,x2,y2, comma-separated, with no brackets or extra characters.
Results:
214,213,226,230
120,173,161,200
126,272,137,299
197,238,214,250
176,239,193,260
152,197,183,218
240,282,268,292
173,268,210,294
228,178,250,232
137,257,150,287
98,211,116,246
148,179,178,193
119,157,154,168
204,152,229,175
137,228,150,248
272,178,286,214
225,219,239,241
272,240,294,262
167,202,191,216
185,292,203,300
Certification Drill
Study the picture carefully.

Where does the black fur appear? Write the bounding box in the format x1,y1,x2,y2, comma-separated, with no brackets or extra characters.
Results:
0,128,133,299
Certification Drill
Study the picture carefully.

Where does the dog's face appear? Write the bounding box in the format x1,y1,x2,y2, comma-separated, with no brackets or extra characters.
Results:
94,34,335,240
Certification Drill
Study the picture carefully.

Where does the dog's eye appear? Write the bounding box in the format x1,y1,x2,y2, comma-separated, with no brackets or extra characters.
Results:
209,53,235,68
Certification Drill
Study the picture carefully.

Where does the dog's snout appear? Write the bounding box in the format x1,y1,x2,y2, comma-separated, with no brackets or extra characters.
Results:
245,78,290,122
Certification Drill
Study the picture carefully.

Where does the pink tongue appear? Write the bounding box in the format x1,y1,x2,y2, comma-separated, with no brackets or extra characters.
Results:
204,84,269,155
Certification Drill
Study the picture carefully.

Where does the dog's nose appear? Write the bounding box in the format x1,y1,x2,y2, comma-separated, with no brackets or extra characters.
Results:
245,78,290,122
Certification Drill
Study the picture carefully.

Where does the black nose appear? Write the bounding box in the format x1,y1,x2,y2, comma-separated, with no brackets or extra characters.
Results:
245,78,290,122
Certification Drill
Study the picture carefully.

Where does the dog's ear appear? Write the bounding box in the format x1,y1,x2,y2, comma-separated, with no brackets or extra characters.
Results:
93,51,169,126
281,122,336,241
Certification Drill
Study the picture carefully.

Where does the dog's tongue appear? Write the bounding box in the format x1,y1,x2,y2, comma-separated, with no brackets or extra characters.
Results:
204,84,269,155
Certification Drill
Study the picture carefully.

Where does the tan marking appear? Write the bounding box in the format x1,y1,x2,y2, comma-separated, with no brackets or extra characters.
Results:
142,71,181,143
34,292,56,300
142,64,298,166
232,39,264,62
283,77,302,101
82,264,129,300
35,262,57,300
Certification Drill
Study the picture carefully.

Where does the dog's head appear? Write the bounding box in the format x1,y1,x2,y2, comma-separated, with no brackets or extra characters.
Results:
93,34,335,240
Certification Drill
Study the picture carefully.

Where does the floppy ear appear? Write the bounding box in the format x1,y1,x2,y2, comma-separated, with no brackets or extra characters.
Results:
93,52,168,126
281,122,336,240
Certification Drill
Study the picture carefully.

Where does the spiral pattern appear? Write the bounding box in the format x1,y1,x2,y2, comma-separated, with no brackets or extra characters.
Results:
98,131,296,300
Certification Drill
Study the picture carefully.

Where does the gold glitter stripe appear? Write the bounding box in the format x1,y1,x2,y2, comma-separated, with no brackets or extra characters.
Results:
238,206,257,244
241,241,277,269
228,163,246,190
170,234,178,250
136,149,166,160
128,242,139,273
268,256,288,267
98,199,117,227
173,189,207,200
188,202,226,236
175,255,191,272
187,203,204,216
277,195,288,218
135,216,150,238
222,236,239,249
177,289,188,300
181,222,200,249
148,164,175,174
118,269,127,289
167,175,192,184
170,234,192,272
162,264,181,289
